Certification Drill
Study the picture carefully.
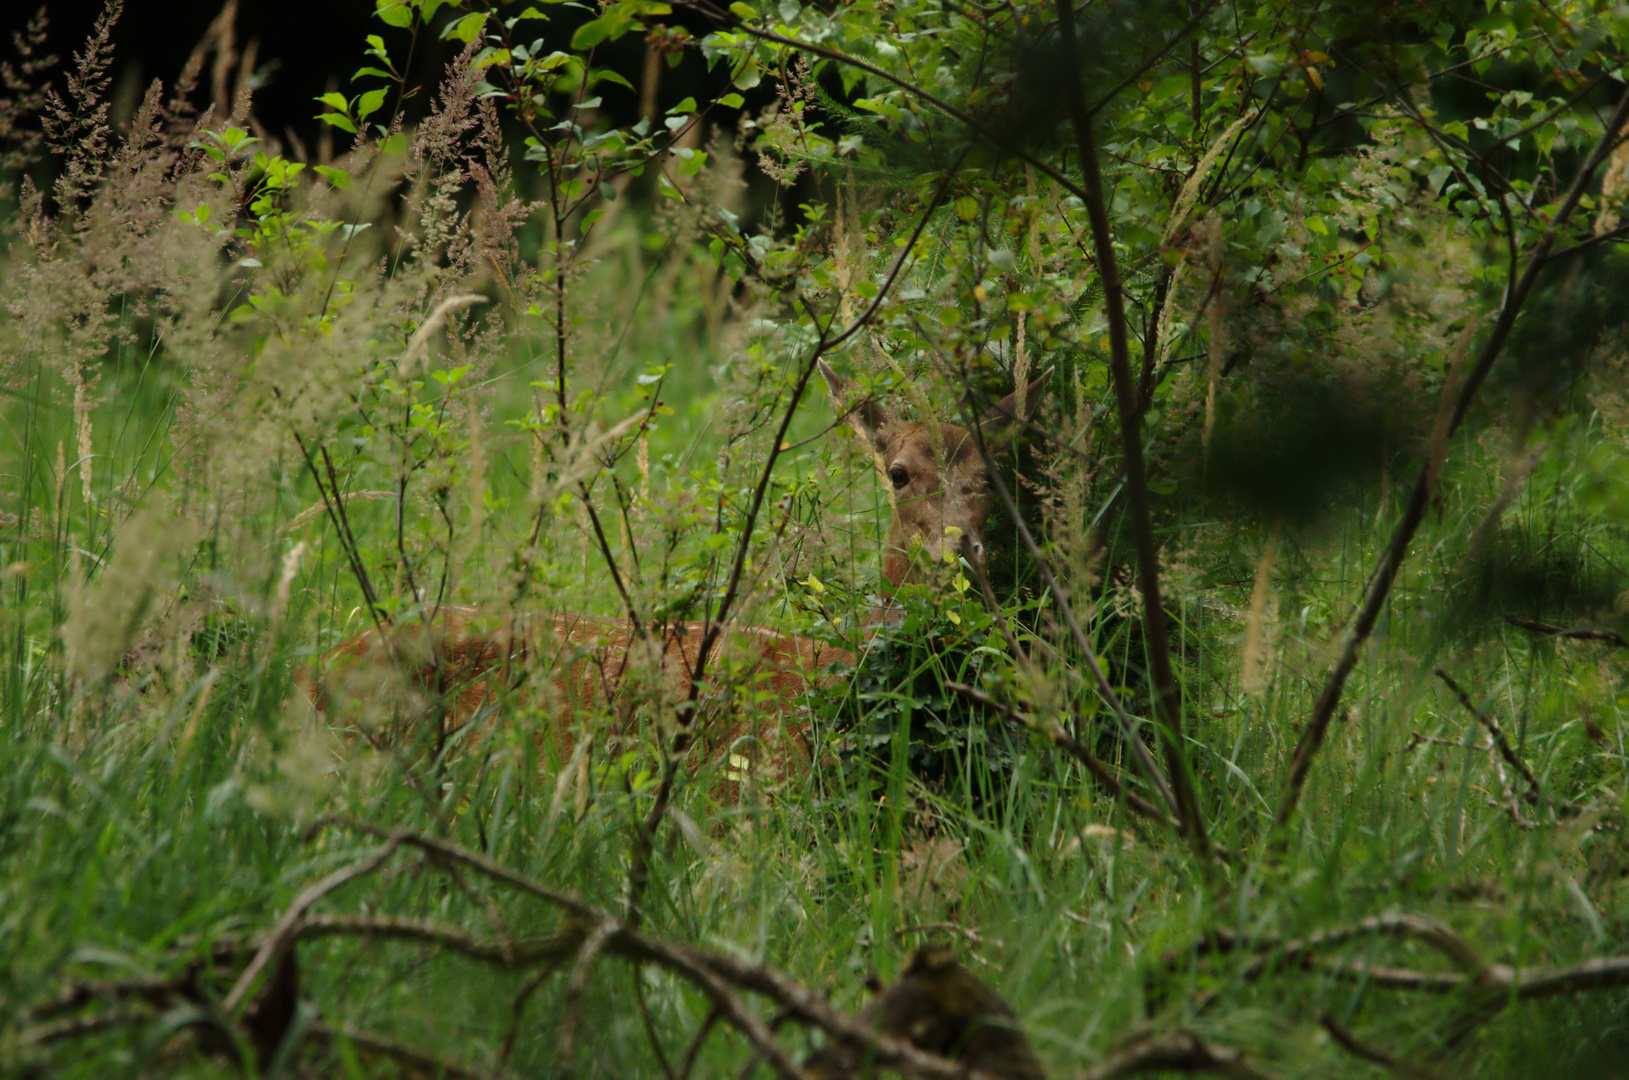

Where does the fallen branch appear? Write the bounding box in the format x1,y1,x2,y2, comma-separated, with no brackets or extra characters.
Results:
1501,615,1627,649
1163,913,1629,1031
294,824,1011,1080
307,1020,519,1080
222,836,403,1015
1318,1012,1446,1080
1075,1031,1278,1080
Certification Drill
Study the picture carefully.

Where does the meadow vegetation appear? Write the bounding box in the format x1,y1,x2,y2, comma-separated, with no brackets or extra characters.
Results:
5,0,1629,1076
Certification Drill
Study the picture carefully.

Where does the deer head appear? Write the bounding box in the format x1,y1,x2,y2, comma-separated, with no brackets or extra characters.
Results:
819,361,1047,588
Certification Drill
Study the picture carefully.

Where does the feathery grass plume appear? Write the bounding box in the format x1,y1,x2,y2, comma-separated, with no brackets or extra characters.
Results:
1200,210,1224,455
39,0,120,221
61,504,196,683
0,6,56,205
1595,119,1629,237
1239,525,1278,698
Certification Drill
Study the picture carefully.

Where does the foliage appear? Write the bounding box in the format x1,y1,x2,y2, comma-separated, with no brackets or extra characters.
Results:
5,0,1629,1077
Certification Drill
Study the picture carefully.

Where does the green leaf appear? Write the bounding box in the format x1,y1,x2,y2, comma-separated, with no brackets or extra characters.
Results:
375,0,414,28
1148,72,1188,105
572,15,612,48
444,12,488,42
313,165,353,190
955,196,979,221
352,66,395,81
594,68,635,91
316,92,351,113
719,92,744,109
732,59,762,90
354,88,389,120
319,113,358,134
667,96,698,114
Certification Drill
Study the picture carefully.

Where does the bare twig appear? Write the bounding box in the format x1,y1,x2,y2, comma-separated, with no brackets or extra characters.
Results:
558,919,620,1077
295,825,962,1079
221,836,402,1015
947,680,1177,829
308,818,602,921
1318,1012,1447,1080
679,1005,724,1080
1434,669,1542,801
1274,83,1629,837
1171,913,1492,984
1501,615,1627,649
1165,912,1629,1041
20,1008,147,1048
1053,0,1212,864
296,912,572,966
631,937,806,1080
633,967,681,1080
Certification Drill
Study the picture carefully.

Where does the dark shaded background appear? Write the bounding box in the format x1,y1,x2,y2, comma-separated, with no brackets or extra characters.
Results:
24,0,714,147
30,1,384,144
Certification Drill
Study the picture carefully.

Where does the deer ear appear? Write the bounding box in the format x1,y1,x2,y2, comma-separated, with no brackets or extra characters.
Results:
820,360,894,454
976,366,1050,434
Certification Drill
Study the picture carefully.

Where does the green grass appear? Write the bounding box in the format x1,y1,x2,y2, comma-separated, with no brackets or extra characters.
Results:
4,66,1629,1080
7,298,1629,1077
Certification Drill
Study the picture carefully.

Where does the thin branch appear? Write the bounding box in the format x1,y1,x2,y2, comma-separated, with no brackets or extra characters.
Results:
20,1008,147,1049
295,912,573,967
1501,614,1627,649
626,155,965,927
1083,3,1218,119
1544,218,1629,262
947,681,1177,829
633,966,681,1080
1273,82,1629,837
221,836,402,1015
1165,913,1629,1039
307,818,602,921
558,919,620,1077
307,1021,519,1080
1052,0,1213,864
499,962,568,1070
961,416,1183,825
1318,1012,1446,1080
679,1005,724,1080
1434,668,1543,803
293,826,981,1080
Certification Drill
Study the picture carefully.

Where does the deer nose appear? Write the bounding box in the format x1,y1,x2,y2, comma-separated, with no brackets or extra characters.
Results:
959,529,985,565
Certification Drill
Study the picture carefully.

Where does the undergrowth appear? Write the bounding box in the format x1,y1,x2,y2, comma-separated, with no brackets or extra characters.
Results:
4,2,1629,1078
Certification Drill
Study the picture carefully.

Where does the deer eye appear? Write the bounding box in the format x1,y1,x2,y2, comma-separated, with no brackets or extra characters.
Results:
888,464,910,489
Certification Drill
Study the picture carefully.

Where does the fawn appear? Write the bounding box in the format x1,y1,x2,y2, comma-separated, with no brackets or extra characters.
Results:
298,362,1046,780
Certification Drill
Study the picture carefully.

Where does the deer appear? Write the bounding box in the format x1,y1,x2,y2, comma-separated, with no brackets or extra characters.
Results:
298,361,1047,785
